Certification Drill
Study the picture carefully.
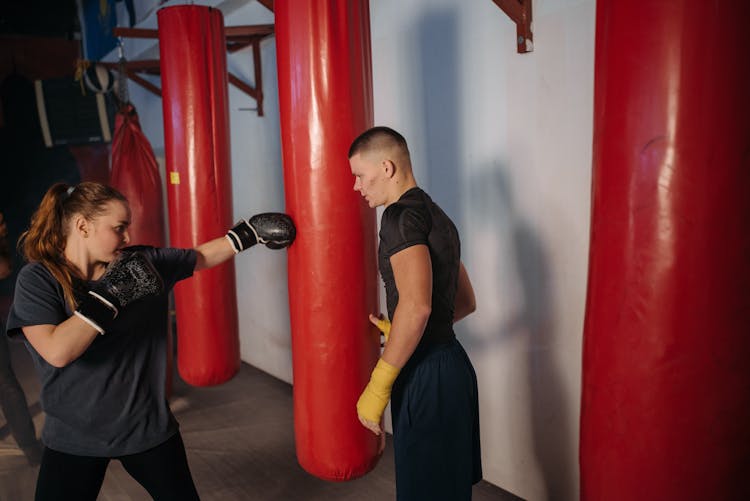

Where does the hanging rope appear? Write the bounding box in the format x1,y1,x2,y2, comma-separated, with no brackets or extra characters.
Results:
116,38,130,107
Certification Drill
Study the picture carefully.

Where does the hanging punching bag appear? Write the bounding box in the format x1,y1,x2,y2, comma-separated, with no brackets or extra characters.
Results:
275,0,381,480
581,1,750,499
157,5,239,386
110,103,165,248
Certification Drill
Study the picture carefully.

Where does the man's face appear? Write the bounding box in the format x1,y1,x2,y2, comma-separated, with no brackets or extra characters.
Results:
350,153,387,208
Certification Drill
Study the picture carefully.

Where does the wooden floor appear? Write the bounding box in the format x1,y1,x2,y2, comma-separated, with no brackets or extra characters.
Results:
0,339,521,500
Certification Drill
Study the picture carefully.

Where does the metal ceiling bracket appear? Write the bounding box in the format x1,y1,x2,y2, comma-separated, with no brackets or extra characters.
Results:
490,0,533,53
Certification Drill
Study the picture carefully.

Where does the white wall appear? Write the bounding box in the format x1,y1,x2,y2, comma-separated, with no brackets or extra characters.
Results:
222,3,293,382
120,0,595,499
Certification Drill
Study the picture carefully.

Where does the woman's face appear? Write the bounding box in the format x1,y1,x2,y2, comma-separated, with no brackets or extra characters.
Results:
85,200,131,263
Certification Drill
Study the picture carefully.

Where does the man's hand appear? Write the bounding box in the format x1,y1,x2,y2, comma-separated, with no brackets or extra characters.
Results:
356,358,400,436
369,313,391,343
358,414,383,436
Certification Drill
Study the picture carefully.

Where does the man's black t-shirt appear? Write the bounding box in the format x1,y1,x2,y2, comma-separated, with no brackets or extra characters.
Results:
5,246,196,456
378,187,460,347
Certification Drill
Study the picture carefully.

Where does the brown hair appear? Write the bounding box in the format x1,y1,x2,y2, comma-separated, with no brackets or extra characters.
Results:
18,182,129,310
348,126,410,159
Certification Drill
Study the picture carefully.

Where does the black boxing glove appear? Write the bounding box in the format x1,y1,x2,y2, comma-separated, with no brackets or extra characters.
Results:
226,212,296,252
74,251,164,334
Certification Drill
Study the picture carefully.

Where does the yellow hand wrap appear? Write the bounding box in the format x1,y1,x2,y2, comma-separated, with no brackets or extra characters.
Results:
356,358,400,423
375,317,391,343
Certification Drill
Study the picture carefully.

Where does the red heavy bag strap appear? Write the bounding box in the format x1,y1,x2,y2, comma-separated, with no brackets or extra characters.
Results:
275,0,381,481
158,5,239,386
581,1,750,499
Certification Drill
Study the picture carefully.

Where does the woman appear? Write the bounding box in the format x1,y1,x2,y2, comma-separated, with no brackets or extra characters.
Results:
5,182,294,500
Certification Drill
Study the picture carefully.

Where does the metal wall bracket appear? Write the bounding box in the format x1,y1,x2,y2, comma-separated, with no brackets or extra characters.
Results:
490,0,533,53
256,0,273,12
108,24,274,116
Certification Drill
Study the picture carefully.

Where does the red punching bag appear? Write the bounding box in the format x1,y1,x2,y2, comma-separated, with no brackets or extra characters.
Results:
157,5,239,386
275,0,381,480
110,103,165,248
581,1,750,499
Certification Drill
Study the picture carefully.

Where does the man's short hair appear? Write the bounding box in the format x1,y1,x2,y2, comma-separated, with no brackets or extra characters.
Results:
348,126,409,159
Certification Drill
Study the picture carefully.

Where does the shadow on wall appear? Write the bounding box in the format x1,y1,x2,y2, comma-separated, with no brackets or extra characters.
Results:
417,8,460,220
464,167,574,501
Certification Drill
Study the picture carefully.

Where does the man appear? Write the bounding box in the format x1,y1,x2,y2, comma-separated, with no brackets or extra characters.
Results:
0,211,42,465
349,126,482,500
0,212,10,280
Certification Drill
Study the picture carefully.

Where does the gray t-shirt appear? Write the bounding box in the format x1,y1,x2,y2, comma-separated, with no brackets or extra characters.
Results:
5,246,197,456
